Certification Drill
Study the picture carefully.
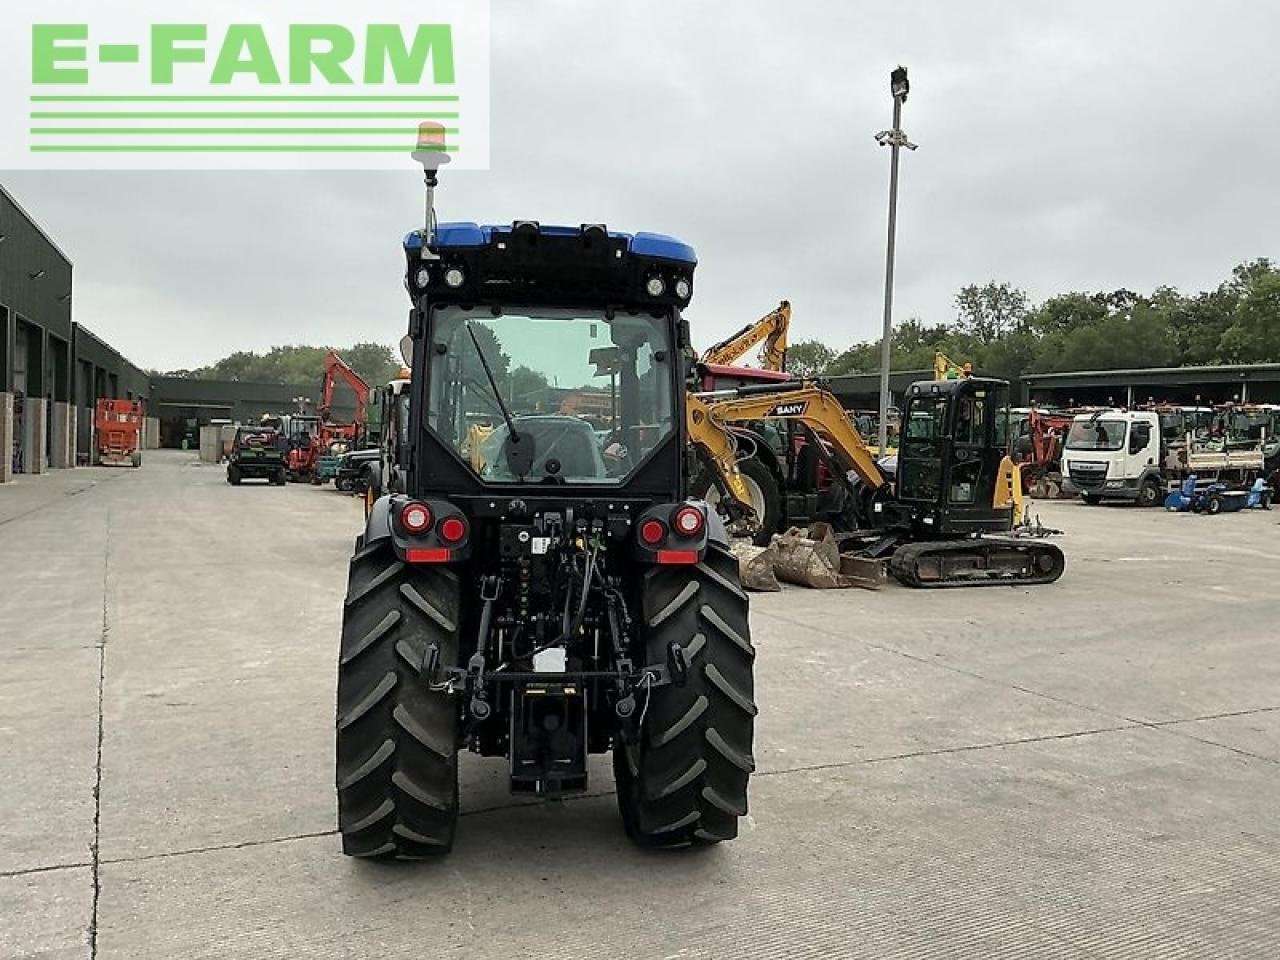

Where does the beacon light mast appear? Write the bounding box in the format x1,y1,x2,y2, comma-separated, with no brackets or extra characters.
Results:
400,121,453,367
412,121,453,261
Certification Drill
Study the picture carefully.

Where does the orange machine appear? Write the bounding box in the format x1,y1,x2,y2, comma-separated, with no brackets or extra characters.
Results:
95,399,144,468
293,351,371,483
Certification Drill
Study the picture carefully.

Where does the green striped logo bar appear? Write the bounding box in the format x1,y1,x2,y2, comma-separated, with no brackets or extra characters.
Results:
3,2,490,170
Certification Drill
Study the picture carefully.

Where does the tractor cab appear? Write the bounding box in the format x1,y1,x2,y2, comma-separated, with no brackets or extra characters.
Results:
401,221,697,508
896,376,1015,536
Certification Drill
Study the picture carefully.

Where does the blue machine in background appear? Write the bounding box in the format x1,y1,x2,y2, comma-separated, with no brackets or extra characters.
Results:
1165,475,1273,514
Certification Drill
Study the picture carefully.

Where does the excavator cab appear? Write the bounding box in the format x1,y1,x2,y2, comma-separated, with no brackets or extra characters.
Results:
897,377,1014,536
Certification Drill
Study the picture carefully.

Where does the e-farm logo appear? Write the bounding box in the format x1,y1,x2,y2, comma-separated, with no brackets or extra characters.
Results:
0,1,490,170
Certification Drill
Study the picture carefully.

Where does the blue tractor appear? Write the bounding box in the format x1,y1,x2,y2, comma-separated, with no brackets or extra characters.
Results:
1164,475,1273,514
334,135,755,858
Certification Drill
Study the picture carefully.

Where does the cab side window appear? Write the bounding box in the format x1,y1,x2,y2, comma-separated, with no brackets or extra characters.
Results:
954,397,985,446
1129,422,1152,455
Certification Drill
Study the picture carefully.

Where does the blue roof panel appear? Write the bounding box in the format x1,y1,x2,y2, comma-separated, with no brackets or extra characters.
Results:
404,222,696,265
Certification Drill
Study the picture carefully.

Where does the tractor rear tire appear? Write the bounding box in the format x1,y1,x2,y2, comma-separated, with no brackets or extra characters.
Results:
336,538,462,858
693,457,782,547
614,542,756,847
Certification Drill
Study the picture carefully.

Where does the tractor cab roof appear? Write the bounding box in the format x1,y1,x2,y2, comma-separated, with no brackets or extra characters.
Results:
905,375,1010,399
403,221,697,310
404,222,697,265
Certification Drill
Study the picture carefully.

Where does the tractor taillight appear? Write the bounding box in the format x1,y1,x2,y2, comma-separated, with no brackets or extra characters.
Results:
672,505,705,538
640,519,667,546
401,502,432,534
439,516,468,544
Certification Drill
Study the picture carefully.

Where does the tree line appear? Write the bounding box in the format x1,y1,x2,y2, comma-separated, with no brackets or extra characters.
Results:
158,342,402,391
784,258,1280,381
160,257,1280,391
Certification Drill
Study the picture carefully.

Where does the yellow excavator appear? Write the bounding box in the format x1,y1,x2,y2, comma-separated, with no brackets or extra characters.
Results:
934,351,973,380
700,300,791,371
686,374,1063,587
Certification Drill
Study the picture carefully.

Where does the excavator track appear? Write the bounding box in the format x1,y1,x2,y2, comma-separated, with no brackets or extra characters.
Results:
889,537,1065,588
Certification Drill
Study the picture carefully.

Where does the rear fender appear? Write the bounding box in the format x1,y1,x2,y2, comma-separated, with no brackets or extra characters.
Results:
702,503,730,549
632,501,727,564
361,494,473,564
361,493,397,550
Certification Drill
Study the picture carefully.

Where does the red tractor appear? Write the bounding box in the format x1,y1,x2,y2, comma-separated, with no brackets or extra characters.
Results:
95,399,144,468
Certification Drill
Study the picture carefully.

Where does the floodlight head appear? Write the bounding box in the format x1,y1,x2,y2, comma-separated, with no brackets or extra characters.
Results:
411,121,453,174
891,66,909,101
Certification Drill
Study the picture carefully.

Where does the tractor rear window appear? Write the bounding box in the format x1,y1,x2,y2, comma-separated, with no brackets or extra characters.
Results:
1066,419,1127,451
426,306,676,485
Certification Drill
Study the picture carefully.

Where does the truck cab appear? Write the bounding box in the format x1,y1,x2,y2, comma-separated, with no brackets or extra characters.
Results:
1061,409,1163,505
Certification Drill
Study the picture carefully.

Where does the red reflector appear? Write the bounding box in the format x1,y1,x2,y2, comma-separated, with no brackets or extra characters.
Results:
439,516,467,544
406,547,452,563
656,549,699,565
640,519,667,545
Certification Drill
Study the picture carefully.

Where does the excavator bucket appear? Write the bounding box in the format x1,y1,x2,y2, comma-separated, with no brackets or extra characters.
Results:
773,523,883,590
730,540,782,592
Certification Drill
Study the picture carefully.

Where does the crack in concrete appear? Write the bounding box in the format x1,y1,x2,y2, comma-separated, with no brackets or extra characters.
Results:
1133,721,1280,766
88,505,110,960
753,723,1140,778
99,829,340,867
0,860,92,879
1149,705,1280,724
0,473,126,529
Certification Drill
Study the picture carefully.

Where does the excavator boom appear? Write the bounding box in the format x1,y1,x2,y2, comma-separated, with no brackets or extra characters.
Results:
689,381,887,496
700,300,791,371
321,350,371,428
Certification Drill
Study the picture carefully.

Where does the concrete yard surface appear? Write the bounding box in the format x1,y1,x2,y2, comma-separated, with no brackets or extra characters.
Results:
2,450,1279,958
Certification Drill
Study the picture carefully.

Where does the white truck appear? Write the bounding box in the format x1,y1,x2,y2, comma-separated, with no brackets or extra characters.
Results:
1061,409,1266,506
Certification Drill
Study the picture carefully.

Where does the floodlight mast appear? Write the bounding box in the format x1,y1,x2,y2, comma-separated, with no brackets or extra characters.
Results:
874,66,918,454
411,121,453,261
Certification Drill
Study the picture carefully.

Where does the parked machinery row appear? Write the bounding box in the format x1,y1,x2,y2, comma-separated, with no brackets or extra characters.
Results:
1020,403,1279,506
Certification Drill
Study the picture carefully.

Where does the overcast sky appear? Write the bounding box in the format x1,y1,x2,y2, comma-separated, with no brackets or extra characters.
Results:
5,0,1280,371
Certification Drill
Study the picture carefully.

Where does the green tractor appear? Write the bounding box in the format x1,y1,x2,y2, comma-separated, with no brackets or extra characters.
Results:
226,426,287,486
335,149,754,857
